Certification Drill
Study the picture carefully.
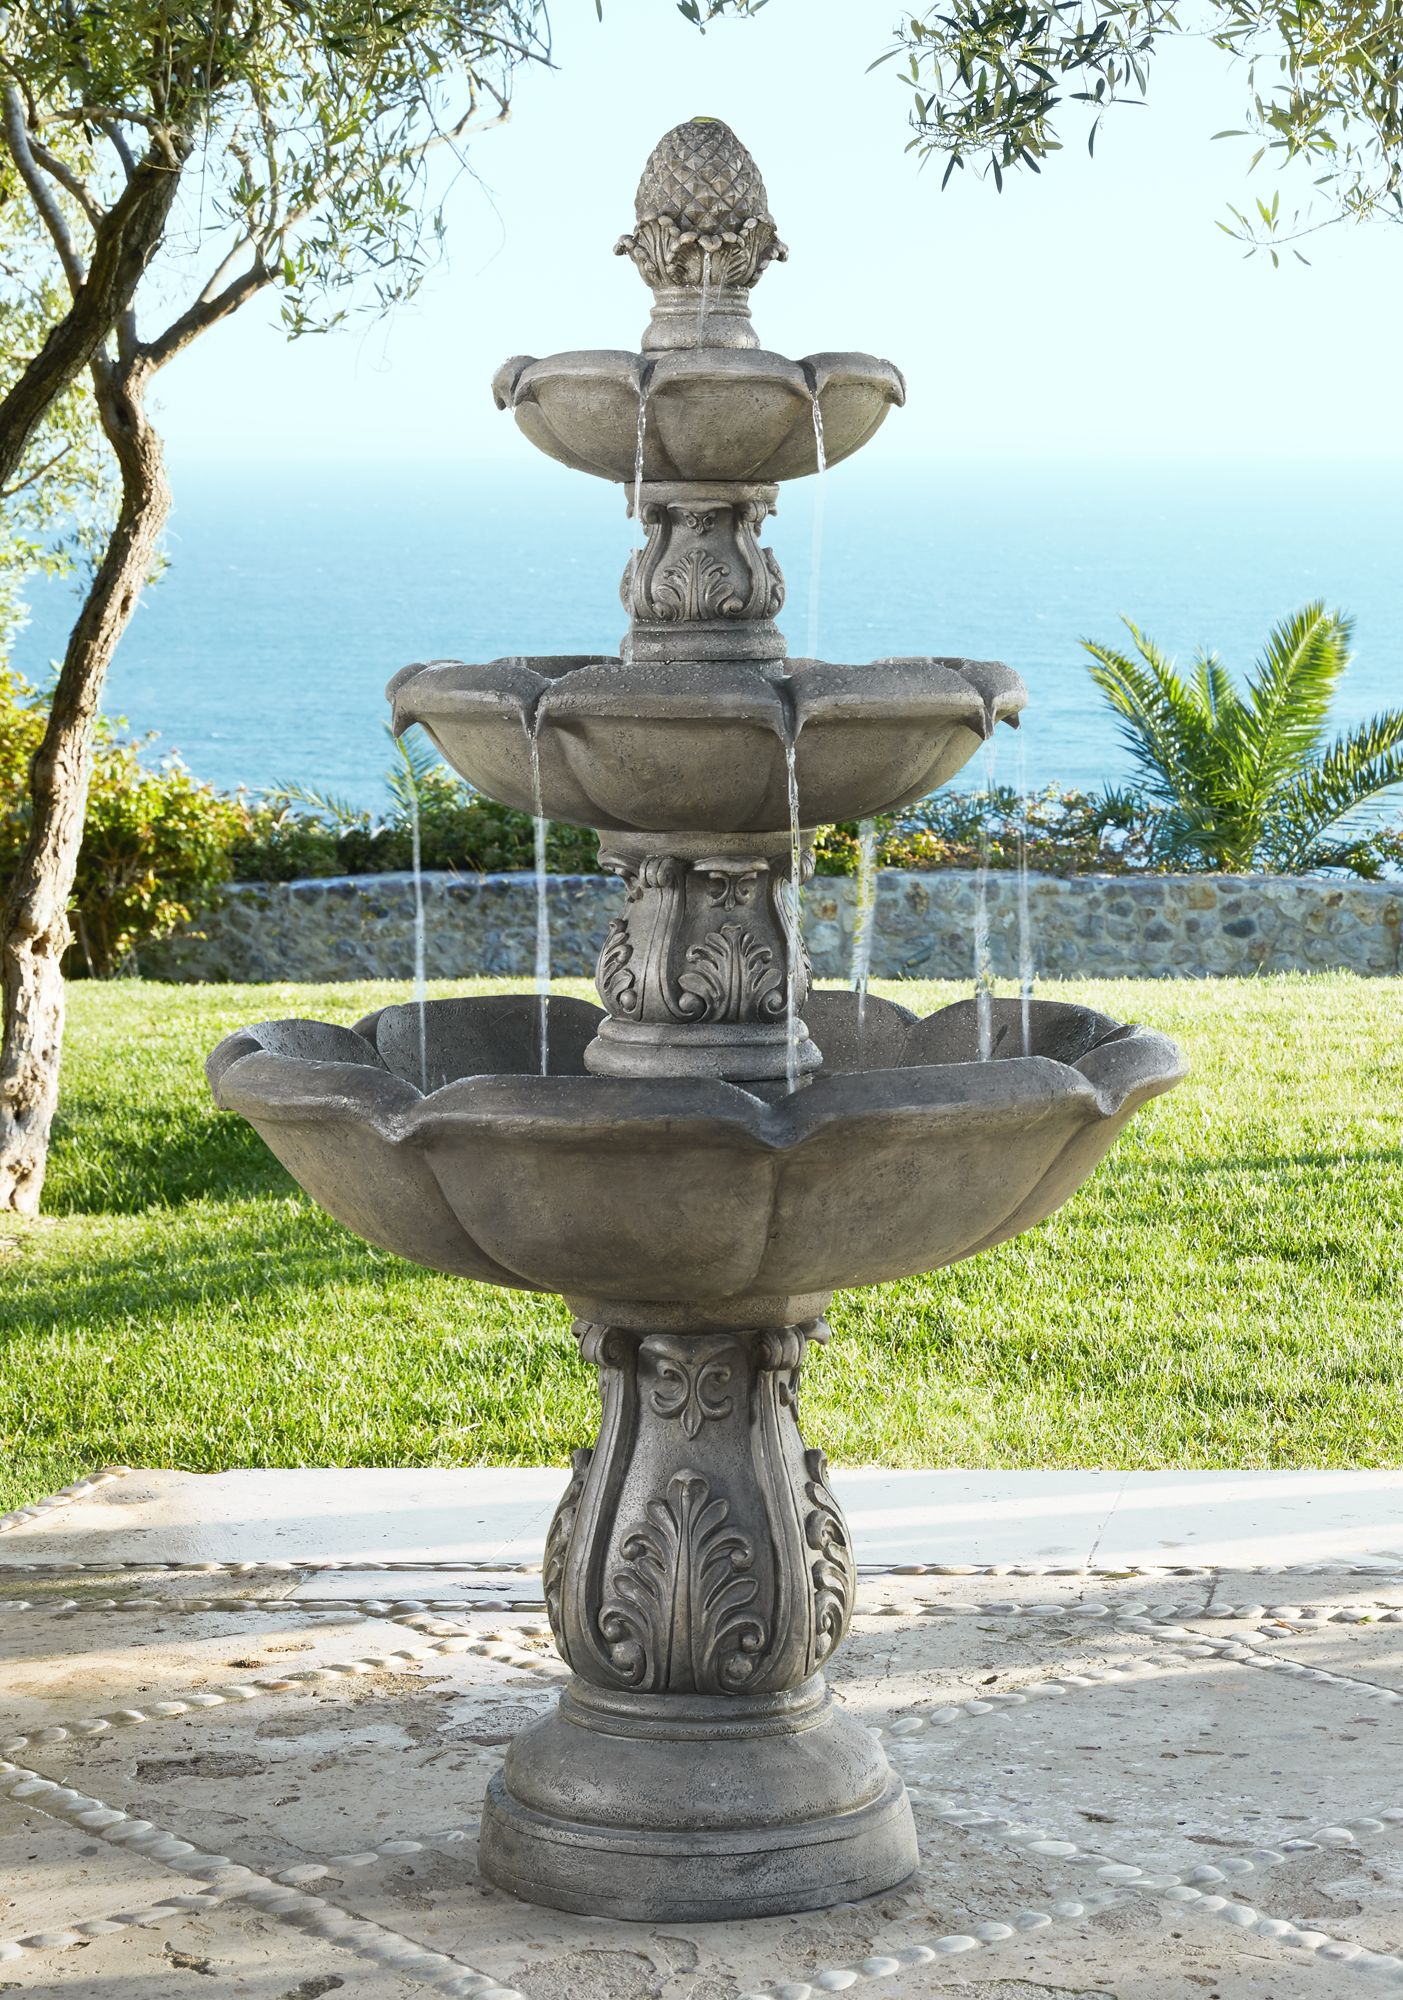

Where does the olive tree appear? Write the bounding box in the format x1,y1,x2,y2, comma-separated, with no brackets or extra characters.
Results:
0,1,548,1211
686,0,1403,258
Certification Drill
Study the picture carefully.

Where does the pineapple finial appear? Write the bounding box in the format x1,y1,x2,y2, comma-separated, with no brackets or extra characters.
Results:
615,119,788,352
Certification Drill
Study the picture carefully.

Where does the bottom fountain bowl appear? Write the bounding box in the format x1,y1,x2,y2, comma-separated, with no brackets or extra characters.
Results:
208,987,1183,1920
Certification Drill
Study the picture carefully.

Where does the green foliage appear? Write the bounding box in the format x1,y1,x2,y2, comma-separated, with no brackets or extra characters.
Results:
229,731,600,881
0,667,241,976
690,1,1403,251
815,787,1163,877
2,1,550,341
1084,603,1403,874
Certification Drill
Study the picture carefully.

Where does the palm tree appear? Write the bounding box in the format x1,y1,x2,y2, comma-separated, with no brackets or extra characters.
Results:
1082,604,1403,875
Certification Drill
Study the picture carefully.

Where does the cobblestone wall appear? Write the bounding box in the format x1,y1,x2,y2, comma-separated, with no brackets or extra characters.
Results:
147,868,1403,983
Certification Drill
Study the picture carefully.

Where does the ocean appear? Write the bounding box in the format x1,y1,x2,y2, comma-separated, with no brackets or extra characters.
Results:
14,455,1402,814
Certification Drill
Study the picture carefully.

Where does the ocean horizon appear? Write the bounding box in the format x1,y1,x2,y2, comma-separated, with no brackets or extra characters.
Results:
15,453,1402,818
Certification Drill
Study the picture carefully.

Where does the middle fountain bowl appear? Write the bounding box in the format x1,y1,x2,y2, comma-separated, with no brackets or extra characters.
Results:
388,654,1027,832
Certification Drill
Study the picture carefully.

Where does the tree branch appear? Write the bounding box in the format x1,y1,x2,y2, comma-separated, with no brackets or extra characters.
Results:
2,84,86,291
25,128,105,224
0,133,187,493
141,253,270,372
0,438,75,502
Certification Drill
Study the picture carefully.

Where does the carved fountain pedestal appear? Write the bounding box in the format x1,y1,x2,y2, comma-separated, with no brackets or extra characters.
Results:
484,1310,910,1917
210,116,1185,1925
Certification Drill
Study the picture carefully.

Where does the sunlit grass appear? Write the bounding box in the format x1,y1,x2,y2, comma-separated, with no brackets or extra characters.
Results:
2,972,1400,1507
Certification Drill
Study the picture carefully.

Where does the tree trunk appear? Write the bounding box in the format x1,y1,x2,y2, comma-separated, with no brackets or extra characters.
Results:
0,358,167,1212
0,149,184,494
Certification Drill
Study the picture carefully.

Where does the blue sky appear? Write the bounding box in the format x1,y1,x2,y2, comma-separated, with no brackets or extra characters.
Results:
155,0,1403,464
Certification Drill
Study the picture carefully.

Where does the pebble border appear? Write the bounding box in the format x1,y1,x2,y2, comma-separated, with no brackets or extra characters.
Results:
0,1466,129,1536
4,1577,1403,1997
0,1759,522,1996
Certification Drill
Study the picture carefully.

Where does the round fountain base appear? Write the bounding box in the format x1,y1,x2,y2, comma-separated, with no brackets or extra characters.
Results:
478,1675,918,1921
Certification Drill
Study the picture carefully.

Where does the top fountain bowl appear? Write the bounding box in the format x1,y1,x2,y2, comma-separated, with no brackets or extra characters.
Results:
493,348,905,484
208,991,1185,1319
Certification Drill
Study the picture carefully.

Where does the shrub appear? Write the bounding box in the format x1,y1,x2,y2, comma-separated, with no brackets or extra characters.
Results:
814,786,1163,877
1085,604,1403,873
1,667,240,977
228,763,601,881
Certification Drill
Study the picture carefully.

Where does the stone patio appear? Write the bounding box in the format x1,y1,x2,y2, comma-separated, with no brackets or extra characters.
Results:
4,1466,1403,1997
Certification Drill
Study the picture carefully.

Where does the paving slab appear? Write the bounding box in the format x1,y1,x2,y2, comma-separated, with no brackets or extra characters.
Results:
5,1467,1403,1997
8,1466,1403,1572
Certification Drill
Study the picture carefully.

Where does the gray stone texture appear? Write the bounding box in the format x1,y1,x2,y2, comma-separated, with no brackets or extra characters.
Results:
154,867,1403,982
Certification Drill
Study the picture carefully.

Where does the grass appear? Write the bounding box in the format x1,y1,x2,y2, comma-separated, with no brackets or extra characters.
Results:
1,973,1401,1508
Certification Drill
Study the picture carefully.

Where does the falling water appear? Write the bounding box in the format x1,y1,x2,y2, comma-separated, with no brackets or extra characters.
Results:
805,389,827,662
1014,731,1035,1056
698,250,712,339
851,817,878,1044
407,777,428,1093
974,738,999,1062
623,383,649,667
526,717,551,1076
785,740,804,1094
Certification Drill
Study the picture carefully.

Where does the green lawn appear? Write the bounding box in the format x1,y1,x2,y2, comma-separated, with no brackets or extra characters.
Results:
2,973,1401,1509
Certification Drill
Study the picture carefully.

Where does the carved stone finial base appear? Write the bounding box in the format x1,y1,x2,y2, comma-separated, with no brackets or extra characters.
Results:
476,1314,917,1919
480,1679,915,1919
621,483,786,665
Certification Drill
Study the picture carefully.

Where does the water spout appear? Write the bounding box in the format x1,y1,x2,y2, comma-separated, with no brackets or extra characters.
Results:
624,379,650,667
525,714,551,1076
784,739,804,1093
1014,731,1035,1056
852,817,878,1046
408,779,428,1092
805,388,827,663
698,249,712,338
974,739,998,1061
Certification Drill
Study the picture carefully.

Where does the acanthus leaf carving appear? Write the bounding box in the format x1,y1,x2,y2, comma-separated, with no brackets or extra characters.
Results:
598,1470,766,1694
677,922,784,1022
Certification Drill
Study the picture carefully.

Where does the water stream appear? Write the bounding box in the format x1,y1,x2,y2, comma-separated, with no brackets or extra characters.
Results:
698,251,712,338
623,384,649,667
974,738,999,1061
525,715,551,1076
1014,731,1035,1055
851,817,878,1045
407,777,428,1092
806,389,827,662
784,740,804,1094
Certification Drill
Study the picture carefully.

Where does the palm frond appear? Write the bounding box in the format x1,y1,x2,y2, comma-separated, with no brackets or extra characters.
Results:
385,722,441,812
1084,624,1261,867
1082,625,1215,812
1241,602,1352,802
1266,707,1403,868
262,780,365,829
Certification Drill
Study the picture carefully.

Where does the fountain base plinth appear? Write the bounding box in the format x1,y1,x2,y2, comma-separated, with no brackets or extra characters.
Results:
479,1675,917,1919
585,1014,821,1083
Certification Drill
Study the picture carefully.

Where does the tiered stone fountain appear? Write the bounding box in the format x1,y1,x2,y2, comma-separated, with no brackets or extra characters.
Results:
209,122,1185,1924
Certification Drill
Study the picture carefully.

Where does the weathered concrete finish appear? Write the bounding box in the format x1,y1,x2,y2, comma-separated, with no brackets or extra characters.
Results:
207,992,1183,1302
154,866,1403,982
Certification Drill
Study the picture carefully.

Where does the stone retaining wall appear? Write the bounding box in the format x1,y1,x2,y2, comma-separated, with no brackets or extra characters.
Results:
145,868,1403,983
